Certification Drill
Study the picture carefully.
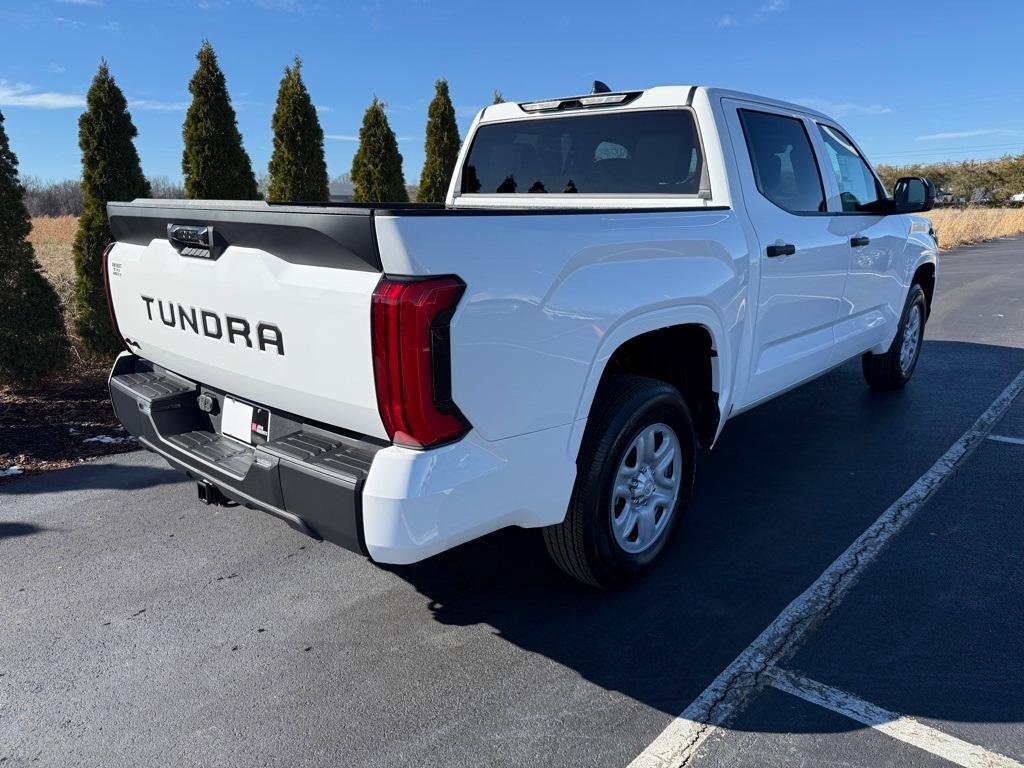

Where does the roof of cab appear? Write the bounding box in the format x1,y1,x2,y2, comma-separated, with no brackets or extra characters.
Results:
478,85,833,124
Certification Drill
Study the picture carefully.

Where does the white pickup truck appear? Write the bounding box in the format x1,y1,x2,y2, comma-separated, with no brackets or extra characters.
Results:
105,85,938,588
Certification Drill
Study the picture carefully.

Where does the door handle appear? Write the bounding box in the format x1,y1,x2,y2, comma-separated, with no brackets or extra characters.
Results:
766,243,796,258
850,236,870,247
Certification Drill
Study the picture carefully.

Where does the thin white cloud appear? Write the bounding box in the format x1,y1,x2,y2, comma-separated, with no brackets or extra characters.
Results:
53,16,85,27
129,98,189,111
325,133,415,142
254,0,305,11
1,81,189,111
915,128,1022,142
720,0,785,28
198,0,305,9
0,80,84,109
316,105,332,113
55,0,101,5
48,62,67,73
798,97,893,117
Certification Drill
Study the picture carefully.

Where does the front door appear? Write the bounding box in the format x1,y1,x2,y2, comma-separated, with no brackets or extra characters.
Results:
813,122,908,362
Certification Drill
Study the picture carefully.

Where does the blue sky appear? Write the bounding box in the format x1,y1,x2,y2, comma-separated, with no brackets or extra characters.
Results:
1,0,1022,184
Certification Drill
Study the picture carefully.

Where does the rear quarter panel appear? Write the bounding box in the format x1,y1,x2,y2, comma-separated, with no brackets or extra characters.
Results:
374,211,751,445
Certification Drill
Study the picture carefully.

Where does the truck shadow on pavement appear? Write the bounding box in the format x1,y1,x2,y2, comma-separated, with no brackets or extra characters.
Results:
0,460,181,497
0,521,45,539
388,340,1024,736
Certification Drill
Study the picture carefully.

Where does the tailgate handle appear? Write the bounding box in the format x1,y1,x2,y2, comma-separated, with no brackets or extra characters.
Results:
167,224,221,260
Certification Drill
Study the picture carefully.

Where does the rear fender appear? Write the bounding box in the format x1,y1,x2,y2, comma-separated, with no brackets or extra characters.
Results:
568,304,732,460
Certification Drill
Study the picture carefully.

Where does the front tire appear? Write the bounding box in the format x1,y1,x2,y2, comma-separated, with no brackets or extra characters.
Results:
543,375,696,589
862,284,927,390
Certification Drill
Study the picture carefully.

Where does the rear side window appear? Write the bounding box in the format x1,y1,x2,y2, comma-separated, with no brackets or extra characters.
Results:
817,124,885,212
461,110,704,195
738,109,825,214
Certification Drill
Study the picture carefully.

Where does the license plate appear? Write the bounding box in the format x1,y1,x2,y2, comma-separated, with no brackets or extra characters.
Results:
221,396,270,445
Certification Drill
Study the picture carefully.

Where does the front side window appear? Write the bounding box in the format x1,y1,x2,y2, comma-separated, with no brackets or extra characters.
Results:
738,109,826,214
817,124,884,212
461,110,703,196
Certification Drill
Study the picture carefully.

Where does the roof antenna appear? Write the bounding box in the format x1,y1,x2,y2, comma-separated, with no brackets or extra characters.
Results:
591,80,611,94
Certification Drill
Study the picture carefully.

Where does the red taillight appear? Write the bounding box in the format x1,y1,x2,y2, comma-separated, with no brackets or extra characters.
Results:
101,241,129,351
371,276,469,448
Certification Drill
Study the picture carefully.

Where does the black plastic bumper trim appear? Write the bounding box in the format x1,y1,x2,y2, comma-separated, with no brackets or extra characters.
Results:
108,355,376,556
138,435,323,541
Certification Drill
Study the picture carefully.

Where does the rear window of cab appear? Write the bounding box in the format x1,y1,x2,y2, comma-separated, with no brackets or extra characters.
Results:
461,110,704,196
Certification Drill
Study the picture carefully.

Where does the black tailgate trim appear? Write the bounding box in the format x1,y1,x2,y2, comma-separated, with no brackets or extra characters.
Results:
107,201,382,272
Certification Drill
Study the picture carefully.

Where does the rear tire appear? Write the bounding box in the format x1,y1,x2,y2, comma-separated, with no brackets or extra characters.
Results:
862,284,927,390
543,375,696,589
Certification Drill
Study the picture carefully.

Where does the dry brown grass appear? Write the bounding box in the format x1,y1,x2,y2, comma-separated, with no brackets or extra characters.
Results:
923,207,1024,250
25,215,112,372
27,215,78,317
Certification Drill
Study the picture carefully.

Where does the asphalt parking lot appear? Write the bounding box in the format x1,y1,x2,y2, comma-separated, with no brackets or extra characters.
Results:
2,237,1023,768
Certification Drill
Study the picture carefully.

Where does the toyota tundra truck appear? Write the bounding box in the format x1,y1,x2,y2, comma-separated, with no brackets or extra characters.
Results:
104,85,938,588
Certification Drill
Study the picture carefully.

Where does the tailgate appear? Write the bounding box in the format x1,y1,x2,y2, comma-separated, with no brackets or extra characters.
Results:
106,200,387,440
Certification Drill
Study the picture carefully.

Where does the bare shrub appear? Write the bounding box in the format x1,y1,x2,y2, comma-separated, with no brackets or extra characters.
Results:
22,177,84,217
877,155,1024,206
148,175,185,199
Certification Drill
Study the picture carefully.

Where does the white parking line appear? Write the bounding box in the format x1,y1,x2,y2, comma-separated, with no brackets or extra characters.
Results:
765,668,1024,768
628,368,1024,768
987,434,1024,446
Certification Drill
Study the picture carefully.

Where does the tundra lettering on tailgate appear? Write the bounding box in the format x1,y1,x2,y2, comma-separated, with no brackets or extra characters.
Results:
140,295,284,356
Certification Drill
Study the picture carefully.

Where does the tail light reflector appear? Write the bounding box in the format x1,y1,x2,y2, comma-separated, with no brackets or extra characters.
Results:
101,241,129,351
371,276,469,448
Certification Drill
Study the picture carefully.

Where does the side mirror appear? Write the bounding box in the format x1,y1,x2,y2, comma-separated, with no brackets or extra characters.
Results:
893,176,935,213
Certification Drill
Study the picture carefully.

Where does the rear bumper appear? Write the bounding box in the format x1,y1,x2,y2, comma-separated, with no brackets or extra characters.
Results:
109,353,380,554
109,353,579,566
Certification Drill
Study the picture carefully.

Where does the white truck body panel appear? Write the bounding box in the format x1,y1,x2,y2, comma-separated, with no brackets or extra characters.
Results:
108,237,388,439
374,209,746,442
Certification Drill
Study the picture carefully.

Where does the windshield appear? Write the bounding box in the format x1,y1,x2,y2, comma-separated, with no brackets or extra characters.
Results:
461,109,704,196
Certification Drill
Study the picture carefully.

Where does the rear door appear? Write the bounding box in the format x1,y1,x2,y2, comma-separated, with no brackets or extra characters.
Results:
106,201,388,439
724,101,851,408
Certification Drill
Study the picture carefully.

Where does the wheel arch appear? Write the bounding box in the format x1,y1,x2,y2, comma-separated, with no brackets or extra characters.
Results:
912,260,937,318
569,305,731,461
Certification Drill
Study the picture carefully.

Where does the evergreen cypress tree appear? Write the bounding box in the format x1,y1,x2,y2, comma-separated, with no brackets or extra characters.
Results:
492,90,505,104
267,57,329,202
351,98,409,203
182,41,259,200
72,60,151,356
0,110,70,386
417,79,460,203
